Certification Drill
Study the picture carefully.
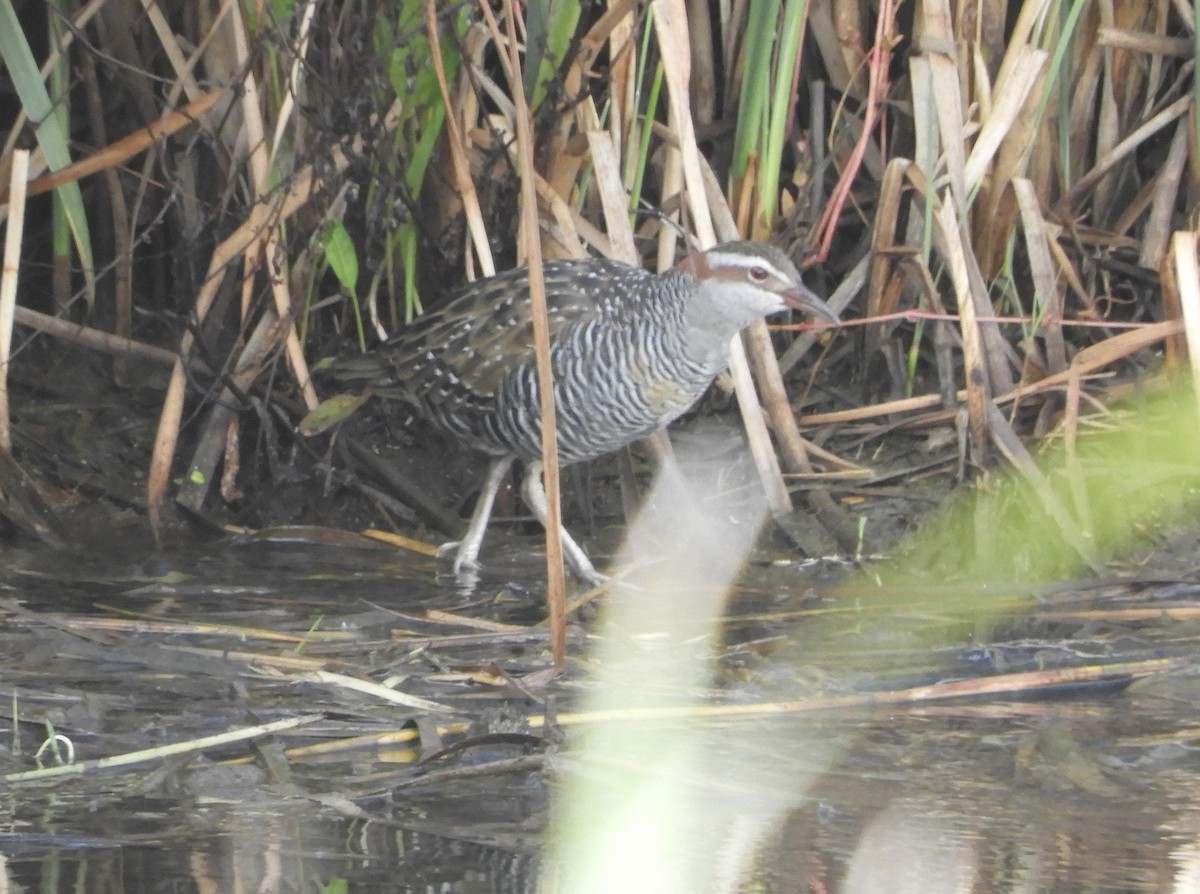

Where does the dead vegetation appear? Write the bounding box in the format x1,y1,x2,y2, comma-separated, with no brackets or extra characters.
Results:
0,0,1192,568
3,3,1200,880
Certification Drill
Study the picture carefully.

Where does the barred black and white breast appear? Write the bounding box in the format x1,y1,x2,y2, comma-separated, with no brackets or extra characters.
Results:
347,244,836,466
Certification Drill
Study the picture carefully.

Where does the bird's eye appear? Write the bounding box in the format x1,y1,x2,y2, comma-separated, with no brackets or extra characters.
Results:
749,266,768,282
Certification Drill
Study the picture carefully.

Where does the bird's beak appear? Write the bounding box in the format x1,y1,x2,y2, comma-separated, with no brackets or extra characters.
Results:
783,283,839,325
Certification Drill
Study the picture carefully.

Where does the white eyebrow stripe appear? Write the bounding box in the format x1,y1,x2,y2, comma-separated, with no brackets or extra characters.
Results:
703,251,789,278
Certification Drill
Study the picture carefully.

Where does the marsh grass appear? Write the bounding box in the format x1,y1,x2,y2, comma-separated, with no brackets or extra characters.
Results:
0,0,1189,549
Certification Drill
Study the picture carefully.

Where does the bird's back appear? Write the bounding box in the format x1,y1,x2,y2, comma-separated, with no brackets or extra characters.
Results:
345,256,720,464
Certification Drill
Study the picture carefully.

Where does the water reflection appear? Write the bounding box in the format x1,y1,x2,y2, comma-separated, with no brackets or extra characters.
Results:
0,812,539,893
2,533,1200,891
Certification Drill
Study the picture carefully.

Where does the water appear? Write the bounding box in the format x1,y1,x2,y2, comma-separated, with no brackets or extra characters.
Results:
3,531,1200,893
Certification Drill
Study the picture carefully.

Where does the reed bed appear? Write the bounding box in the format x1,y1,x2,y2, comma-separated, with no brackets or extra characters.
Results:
3,0,1200,862
0,0,1191,569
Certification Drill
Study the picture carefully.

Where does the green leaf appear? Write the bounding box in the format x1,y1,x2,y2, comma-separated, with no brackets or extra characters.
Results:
524,0,581,110
386,47,407,99
322,220,360,297
731,0,778,181
0,0,94,290
299,392,372,436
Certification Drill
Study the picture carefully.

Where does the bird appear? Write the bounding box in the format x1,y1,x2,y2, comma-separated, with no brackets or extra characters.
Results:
335,241,838,584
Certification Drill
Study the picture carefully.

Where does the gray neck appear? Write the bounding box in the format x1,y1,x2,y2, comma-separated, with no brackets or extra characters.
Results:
673,270,759,370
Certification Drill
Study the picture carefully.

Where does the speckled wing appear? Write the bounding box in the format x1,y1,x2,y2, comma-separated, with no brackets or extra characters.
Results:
381,258,653,410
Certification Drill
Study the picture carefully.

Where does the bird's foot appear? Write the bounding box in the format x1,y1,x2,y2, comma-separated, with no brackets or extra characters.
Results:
570,562,610,589
438,537,609,588
434,541,484,591
439,540,483,575
560,537,609,588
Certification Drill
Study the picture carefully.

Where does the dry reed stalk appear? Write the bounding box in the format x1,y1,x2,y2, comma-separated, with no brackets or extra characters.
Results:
801,320,1185,429
540,656,1188,727
266,0,319,173
3,715,323,784
586,129,639,263
1,89,225,205
810,0,897,261
602,0,639,150
806,0,866,99
975,47,1049,279
238,649,1187,771
146,149,346,530
425,0,494,277
1136,120,1188,267
1160,228,1189,367
0,149,29,452
1013,178,1066,376
79,52,133,384
653,0,796,514
866,160,917,368
934,200,991,465
1170,232,1200,423
2,0,1190,576
9,306,182,367
481,0,567,665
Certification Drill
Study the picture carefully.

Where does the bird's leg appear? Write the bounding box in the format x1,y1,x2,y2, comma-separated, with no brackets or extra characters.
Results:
520,461,607,586
449,454,516,574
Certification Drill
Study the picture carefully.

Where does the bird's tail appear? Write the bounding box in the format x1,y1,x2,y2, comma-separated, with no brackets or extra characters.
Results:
299,352,413,436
